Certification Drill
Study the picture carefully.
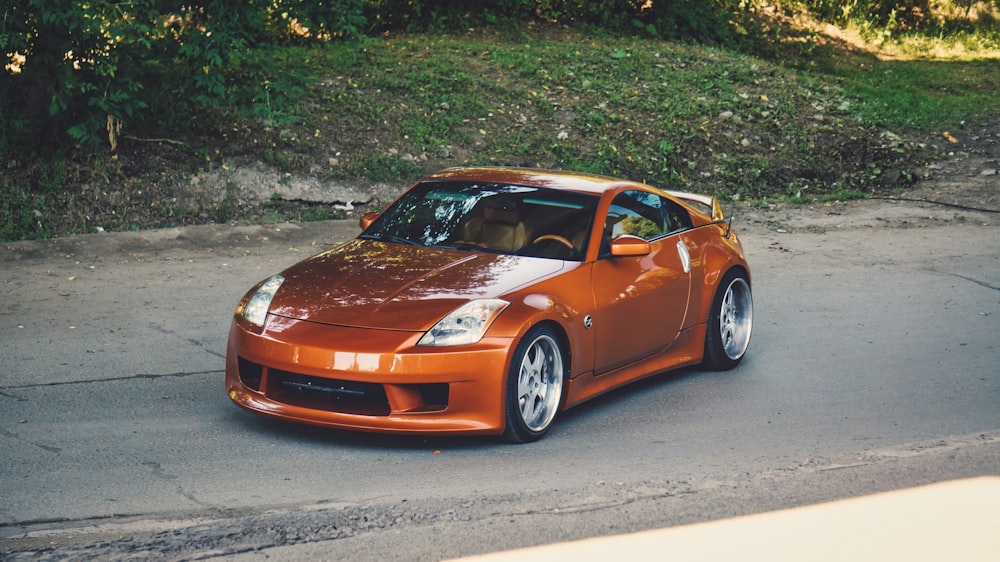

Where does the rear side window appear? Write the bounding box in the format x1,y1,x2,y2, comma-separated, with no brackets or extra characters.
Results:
663,199,692,232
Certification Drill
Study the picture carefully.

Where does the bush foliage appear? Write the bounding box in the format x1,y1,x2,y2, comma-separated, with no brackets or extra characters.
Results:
1,0,368,154
2,0,762,154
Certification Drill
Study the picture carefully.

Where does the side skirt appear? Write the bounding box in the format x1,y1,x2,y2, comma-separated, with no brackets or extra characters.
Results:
562,323,707,409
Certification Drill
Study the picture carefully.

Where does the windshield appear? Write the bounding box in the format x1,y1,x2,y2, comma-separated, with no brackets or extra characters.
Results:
361,181,599,261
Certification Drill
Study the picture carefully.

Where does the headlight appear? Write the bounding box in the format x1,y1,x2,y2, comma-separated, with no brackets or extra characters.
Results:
418,299,509,346
239,275,284,327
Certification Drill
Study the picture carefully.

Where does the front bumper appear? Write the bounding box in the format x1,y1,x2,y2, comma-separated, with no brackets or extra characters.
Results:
225,316,513,435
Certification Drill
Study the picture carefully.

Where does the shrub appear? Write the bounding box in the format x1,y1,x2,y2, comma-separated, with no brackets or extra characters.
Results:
0,0,367,154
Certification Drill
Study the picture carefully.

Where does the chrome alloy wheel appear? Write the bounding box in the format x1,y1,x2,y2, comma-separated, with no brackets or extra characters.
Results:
719,277,753,360
516,333,564,433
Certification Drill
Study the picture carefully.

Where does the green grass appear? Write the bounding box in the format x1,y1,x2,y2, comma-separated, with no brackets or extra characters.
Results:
258,28,996,203
3,20,999,240
807,52,1000,131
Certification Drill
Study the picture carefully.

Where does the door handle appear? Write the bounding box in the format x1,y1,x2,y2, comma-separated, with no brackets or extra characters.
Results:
676,240,691,274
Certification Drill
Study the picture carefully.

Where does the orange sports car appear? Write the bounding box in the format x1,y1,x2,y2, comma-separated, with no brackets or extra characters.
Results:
226,167,752,442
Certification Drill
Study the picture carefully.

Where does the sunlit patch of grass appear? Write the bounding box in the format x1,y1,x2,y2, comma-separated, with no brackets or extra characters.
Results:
835,25,1000,61
784,0,1000,62
809,49,999,131
886,30,1000,61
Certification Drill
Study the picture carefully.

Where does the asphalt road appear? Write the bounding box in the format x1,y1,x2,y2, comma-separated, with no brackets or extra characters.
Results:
1,199,998,560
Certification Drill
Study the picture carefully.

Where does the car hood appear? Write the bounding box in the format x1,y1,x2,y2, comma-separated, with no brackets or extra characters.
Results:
268,239,566,330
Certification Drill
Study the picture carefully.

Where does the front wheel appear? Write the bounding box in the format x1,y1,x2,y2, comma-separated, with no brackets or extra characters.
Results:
703,270,753,370
502,326,566,443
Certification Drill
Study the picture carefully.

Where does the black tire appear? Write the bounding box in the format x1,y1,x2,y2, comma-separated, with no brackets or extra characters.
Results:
703,269,753,371
501,325,566,443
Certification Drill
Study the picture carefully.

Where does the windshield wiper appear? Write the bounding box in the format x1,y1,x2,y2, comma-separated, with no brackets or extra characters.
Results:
359,233,420,246
434,242,508,254
436,242,484,251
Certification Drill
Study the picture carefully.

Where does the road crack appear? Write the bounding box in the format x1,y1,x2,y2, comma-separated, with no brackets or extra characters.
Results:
927,269,1000,292
0,429,62,454
148,325,226,360
0,370,223,390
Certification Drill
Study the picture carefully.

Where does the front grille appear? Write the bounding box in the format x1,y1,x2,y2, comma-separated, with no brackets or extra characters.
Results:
237,357,450,416
267,370,391,416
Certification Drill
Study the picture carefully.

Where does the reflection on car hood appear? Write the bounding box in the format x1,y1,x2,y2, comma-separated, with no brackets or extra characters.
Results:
268,239,565,330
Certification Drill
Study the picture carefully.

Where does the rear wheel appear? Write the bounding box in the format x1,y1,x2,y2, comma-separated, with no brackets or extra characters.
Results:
502,326,565,443
703,270,753,370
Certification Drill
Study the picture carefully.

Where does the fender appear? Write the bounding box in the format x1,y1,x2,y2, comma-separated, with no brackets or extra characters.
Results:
489,263,597,381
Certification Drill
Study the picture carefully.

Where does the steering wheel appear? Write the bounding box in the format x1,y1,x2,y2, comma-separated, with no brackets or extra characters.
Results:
533,234,574,250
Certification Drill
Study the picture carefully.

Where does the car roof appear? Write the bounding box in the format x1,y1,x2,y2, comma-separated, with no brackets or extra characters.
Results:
420,167,645,196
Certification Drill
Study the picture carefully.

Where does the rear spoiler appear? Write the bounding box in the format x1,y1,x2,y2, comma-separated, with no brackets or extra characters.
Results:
664,190,725,222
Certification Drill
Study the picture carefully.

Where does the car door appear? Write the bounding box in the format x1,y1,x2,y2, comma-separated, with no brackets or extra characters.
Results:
591,190,692,375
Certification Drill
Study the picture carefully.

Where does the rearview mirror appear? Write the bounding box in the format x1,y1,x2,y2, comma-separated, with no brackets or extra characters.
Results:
610,235,651,257
359,211,380,231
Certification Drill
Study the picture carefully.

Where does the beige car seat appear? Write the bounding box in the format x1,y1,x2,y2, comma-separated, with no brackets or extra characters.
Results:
458,203,531,252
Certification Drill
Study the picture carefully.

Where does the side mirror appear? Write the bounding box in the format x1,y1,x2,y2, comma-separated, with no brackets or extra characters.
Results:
359,211,380,231
609,235,651,257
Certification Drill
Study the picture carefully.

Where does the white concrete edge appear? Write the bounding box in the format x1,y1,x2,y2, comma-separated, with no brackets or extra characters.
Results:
450,476,1000,561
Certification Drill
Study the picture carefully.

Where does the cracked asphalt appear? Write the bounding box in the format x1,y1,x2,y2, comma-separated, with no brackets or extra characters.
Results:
1,198,998,560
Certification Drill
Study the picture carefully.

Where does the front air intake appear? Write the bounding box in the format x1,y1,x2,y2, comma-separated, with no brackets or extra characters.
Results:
267,370,391,416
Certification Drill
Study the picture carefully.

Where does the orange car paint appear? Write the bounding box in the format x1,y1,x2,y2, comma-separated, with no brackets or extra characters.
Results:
226,167,750,436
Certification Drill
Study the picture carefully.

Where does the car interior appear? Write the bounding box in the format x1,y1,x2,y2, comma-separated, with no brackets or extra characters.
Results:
455,195,595,260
